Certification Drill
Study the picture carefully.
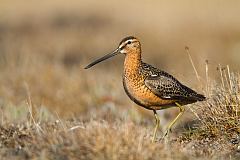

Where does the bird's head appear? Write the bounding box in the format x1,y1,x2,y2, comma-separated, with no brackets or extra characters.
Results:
118,36,141,54
84,36,141,69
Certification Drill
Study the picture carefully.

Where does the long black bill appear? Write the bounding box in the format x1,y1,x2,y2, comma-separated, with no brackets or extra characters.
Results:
84,49,119,69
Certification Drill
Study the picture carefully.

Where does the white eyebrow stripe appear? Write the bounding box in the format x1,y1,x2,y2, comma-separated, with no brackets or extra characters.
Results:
119,39,137,49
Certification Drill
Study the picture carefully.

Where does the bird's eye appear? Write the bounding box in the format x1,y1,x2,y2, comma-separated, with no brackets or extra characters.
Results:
127,41,132,44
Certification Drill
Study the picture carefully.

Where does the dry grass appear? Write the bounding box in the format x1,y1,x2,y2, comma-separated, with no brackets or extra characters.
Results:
180,66,240,158
1,0,240,159
0,119,190,160
1,71,240,160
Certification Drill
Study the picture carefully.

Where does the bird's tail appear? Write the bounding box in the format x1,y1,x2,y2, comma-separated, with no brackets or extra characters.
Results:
195,93,206,101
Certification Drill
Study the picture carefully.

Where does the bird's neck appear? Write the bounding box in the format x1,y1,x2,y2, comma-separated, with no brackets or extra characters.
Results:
124,51,142,77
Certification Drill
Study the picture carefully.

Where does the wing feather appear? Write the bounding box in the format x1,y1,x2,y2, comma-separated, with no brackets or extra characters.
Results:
141,62,204,101
145,75,188,99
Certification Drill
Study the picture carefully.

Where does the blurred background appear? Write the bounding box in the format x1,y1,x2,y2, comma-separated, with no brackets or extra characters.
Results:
0,0,240,123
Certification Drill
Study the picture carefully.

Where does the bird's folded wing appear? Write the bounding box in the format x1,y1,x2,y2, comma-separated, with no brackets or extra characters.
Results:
144,75,187,100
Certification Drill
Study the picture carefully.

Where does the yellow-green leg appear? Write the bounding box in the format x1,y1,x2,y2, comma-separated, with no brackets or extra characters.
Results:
152,110,160,142
162,102,185,139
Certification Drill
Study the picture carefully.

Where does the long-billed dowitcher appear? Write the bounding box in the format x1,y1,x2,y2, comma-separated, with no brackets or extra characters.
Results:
84,36,205,142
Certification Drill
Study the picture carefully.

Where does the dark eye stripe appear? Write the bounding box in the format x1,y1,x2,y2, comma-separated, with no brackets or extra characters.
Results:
119,40,136,50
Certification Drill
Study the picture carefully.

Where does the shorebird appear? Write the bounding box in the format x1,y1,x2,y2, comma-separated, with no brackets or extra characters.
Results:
84,36,205,142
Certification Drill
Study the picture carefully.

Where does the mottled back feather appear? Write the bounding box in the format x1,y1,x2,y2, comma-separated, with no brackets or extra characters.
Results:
141,62,205,102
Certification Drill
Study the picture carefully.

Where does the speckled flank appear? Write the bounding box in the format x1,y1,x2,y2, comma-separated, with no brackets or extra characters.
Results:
123,48,175,110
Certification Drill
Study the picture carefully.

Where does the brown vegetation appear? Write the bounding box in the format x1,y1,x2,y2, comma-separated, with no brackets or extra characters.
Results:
0,0,240,159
